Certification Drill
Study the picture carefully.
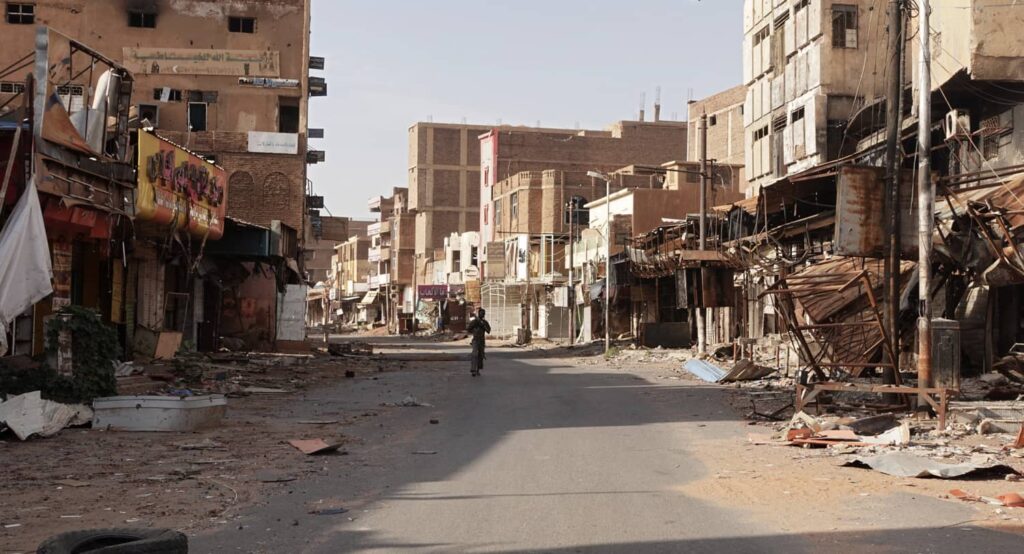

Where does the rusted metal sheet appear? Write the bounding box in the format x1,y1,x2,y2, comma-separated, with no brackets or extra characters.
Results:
834,166,918,259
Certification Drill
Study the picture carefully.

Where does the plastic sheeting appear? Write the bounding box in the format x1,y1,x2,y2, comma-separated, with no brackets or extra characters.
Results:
0,181,53,354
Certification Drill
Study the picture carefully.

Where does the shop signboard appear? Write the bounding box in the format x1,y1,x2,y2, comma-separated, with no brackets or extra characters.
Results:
136,133,227,239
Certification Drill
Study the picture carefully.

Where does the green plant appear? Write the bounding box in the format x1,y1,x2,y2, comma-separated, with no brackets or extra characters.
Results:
604,346,621,360
42,305,120,402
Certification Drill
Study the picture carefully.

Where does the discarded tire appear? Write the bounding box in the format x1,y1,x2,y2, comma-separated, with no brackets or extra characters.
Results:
37,528,187,554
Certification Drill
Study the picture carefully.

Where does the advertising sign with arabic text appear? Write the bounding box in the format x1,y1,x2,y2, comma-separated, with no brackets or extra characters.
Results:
136,133,227,239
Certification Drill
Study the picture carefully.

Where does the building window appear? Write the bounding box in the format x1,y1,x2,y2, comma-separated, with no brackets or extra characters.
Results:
128,11,156,28
279,97,300,133
188,102,207,131
752,25,770,47
832,5,858,49
138,104,159,127
494,199,502,230
153,88,182,102
709,115,718,127
509,192,519,221
0,81,26,93
790,107,805,123
471,246,479,267
452,251,461,273
6,3,34,24
229,16,256,33
794,0,810,12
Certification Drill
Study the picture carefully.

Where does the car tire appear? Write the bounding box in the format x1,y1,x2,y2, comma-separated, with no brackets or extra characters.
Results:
37,528,188,554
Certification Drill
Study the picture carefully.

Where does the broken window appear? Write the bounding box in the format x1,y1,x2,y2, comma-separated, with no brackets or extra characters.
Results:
279,96,300,133
128,11,156,28
229,16,256,33
470,246,479,267
832,5,858,49
6,3,34,24
138,104,159,127
188,102,207,131
510,192,519,221
153,88,182,102
0,81,25,94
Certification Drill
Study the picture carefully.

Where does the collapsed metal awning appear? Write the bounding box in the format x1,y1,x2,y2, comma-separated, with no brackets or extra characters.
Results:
359,290,379,305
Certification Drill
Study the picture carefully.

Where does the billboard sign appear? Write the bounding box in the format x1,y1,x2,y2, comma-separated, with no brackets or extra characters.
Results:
136,133,227,239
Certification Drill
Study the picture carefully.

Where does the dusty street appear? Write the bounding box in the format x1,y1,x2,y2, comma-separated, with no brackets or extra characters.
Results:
175,338,1022,553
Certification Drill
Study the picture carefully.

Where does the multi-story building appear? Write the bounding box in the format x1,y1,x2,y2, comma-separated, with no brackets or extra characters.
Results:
304,217,370,284
687,85,748,193
742,0,891,190
367,188,416,329
408,122,491,280
333,235,372,324
0,0,324,352
480,121,690,246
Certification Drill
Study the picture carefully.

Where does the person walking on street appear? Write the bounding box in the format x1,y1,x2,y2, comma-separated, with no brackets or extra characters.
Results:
467,308,491,377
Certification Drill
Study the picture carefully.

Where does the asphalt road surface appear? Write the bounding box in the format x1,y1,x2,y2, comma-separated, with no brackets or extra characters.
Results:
194,339,1024,553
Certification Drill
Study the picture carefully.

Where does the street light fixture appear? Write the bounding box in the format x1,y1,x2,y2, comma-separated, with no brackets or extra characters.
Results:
587,170,612,354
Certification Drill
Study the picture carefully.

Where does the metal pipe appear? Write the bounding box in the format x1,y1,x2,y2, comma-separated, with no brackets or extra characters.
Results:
917,0,934,392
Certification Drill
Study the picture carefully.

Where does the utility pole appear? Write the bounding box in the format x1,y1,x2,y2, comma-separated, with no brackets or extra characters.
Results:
917,0,933,391
697,112,708,354
568,198,575,346
883,0,904,385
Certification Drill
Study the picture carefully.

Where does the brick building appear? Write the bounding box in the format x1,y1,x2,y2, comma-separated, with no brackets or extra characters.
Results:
479,121,690,245
305,217,371,283
687,85,748,193
407,122,490,278
0,0,324,351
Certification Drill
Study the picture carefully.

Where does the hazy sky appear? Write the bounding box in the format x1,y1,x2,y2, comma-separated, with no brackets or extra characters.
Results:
307,0,743,219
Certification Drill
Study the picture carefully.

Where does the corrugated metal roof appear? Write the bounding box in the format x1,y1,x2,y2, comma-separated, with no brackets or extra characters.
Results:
683,359,726,382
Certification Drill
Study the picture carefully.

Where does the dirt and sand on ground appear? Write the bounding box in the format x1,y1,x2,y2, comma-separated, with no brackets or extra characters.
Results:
0,348,423,552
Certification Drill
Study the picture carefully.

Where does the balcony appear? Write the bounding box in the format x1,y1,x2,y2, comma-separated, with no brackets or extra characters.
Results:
378,246,391,260
368,246,381,263
368,222,382,236
377,273,391,286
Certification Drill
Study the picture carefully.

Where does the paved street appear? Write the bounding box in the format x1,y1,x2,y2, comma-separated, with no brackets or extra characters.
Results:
194,339,1024,553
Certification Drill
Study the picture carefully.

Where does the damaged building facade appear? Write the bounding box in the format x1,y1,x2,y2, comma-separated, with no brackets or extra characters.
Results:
0,0,323,357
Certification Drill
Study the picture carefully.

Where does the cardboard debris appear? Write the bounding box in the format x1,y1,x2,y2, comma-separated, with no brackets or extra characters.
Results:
845,452,1018,479
0,391,92,440
288,439,342,455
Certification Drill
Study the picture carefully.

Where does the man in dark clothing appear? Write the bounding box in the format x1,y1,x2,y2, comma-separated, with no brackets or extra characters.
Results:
466,308,491,376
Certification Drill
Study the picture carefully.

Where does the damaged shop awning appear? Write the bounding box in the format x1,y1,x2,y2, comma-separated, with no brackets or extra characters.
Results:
359,290,379,305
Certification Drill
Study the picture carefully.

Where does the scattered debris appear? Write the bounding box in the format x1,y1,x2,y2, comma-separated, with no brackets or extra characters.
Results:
412,450,437,455
92,395,227,432
311,507,349,516
1015,426,1024,449
381,396,434,408
328,342,373,356
683,359,726,382
429,419,439,425
54,479,90,488
844,452,1019,479
0,391,92,440
846,414,900,436
243,387,289,394
176,439,225,450
344,370,356,378
288,439,343,455
721,359,776,382
950,489,1024,508
297,420,340,425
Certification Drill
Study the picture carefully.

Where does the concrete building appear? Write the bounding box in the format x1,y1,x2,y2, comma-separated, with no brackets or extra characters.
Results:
479,121,690,246
334,235,372,324
304,217,370,284
367,188,415,330
687,85,748,193
0,0,323,351
0,0,318,235
742,0,892,190
407,122,490,279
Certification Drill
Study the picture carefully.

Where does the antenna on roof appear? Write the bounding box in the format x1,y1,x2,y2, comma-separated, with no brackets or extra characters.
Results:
639,91,646,122
461,116,467,124
428,114,433,123
654,86,662,122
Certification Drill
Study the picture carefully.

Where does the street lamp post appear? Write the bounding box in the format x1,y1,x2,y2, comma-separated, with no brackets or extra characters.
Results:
587,171,612,354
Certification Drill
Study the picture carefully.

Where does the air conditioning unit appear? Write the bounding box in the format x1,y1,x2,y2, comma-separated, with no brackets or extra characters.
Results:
944,109,971,141
389,284,400,293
